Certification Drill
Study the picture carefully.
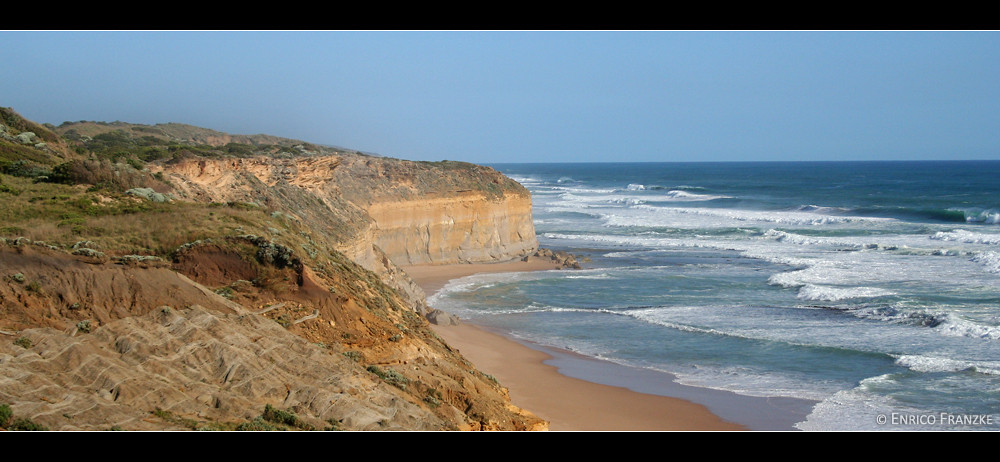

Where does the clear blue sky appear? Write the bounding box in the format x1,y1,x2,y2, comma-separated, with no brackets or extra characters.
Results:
2,31,998,163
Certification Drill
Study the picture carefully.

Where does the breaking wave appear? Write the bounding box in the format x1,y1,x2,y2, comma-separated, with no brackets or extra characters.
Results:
931,229,1000,245
796,284,896,302
894,354,1000,376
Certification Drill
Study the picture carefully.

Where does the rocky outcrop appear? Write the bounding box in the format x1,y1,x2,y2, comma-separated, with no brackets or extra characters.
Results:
523,248,587,269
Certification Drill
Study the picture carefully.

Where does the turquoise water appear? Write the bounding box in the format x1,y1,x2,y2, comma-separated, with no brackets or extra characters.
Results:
428,161,1000,431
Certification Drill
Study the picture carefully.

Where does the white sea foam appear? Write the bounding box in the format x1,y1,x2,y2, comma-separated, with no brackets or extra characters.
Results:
549,186,618,194
931,229,1000,245
428,271,536,302
796,284,896,302
626,183,645,191
934,313,1000,340
894,354,1000,376
971,251,1000,273
563,273,614,280
603,250,650,258
664,364,835,401
551,191,729,212
507,175,543,185
762,229,830,246
608,197,647,206
658,190,731,201
795,375,925,431
604,205,896,228
964,209,1000,224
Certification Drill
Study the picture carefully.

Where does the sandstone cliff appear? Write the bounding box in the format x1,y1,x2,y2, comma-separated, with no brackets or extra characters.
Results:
367,193,536,265
0,110,545,431
155,155,538,267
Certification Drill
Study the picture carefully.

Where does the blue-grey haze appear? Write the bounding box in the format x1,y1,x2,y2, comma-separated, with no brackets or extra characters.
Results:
1,31,998,163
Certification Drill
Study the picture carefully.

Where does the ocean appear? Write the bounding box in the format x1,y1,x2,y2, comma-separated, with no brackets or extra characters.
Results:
427,161,1000,431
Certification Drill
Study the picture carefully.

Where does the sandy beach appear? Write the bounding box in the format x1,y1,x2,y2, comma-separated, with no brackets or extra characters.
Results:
403,260,748,431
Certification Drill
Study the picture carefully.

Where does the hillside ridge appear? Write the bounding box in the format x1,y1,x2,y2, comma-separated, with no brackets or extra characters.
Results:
0,107,546,431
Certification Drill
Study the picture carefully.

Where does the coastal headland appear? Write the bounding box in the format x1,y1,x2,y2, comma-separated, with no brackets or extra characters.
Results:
1,107,753,431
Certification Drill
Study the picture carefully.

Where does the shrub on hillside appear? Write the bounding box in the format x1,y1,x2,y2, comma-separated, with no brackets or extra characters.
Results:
48,159,169,192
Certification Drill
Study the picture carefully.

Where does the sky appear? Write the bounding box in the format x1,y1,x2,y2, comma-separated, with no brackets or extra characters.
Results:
2,30,999,164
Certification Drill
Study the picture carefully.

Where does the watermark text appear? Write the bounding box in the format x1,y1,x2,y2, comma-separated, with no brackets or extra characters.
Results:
876,412,994,426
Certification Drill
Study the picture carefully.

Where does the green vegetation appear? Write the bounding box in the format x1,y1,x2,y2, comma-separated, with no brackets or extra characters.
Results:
13,336,32,349
234,404,314,431
60,127,253,166
48,158,167,192
8,418,47,431
261,404,313,430
147,404,329,431
323,418,342,431
0,173,333,262
367,365,409,390
423,388,443,408
214,286,235,299
0,159,51,179
0,403,47,431
151,408,200,430
409,159,526,200
0,180,20,195
0,403,11,427
76,320,92,333
1,107,59,144
235,416,279,431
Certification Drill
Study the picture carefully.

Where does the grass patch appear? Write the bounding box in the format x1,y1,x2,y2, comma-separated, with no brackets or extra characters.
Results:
0,173,335,260
235,416,279,431
367,365,409,390
151,408,200,430
7,417,47,431
323,418,342,431
234,404,314,431
261,404,313,430
214,286,235,299
0,403,47,431
424,388,443,408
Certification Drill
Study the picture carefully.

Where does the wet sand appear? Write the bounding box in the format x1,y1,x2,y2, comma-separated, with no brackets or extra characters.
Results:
405,261,765,431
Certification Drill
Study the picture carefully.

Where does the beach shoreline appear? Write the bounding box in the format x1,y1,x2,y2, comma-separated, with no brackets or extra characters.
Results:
404,260,815,431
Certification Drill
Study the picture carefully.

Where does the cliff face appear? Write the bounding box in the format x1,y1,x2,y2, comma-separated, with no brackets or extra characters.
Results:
368,193,536,265
158,155,539,268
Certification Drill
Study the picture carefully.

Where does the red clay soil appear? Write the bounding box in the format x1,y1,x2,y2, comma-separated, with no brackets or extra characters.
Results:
0,245,238,333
